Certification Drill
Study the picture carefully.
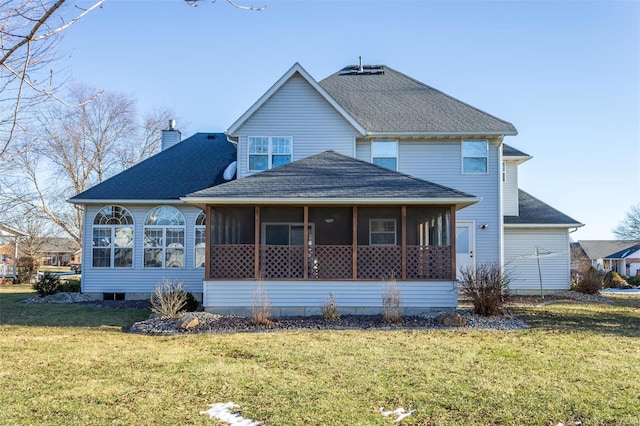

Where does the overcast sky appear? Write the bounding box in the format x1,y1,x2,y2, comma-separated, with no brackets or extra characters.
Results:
59,0,639,241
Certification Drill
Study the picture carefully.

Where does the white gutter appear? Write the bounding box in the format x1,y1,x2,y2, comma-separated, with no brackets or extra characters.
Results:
67,199,185,205
364,131,518,137
504,223,585,229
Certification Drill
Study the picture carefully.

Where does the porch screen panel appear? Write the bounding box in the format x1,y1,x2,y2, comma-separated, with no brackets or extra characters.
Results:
406,206,452,279
209,207,254,279
308,207,353,279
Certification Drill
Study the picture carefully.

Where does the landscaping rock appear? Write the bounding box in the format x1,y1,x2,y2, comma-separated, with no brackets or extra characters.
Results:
179,314,200,330
436,312,468,327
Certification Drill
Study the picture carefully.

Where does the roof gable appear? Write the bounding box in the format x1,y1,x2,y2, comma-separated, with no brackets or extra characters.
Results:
504,190,582,227
69,133,236,203
227,63,366,135
319,65,518,136
183,151,478,207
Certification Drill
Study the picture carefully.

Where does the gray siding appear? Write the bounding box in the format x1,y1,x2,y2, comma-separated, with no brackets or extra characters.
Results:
503,161,519,216
356,138,503,266
504,228,571,293
234,74,361,178
81,203,205,297
203,280,458,315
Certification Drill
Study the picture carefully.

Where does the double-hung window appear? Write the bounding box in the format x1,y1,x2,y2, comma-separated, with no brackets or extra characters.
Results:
248,136,292,171
369,219,397,245
462,140,488,174
92,206,134,268
371,140,398,171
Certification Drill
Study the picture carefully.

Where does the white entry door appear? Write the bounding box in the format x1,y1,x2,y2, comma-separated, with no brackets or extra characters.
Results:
456,221,475,277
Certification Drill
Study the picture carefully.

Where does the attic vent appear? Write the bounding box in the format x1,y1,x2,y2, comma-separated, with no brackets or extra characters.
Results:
340,64,384,76
207,134,217,140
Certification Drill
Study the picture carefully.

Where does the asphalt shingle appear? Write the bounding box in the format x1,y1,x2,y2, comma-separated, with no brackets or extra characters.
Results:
504,190,582,225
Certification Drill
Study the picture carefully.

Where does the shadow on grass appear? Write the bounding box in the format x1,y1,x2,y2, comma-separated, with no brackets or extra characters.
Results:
0,291,150,328
513,297,640,338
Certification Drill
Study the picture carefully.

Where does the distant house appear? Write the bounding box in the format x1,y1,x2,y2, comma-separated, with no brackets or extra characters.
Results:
70,62,582,313
577,240,640,276
38,238,81,267
0,223,27,279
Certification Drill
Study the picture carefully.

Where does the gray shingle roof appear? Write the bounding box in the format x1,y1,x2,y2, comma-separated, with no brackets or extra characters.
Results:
69,133,236,202
503,144,530,157
319,65,517,135
504,190,582,226
185,151,477,204
578,240,640,259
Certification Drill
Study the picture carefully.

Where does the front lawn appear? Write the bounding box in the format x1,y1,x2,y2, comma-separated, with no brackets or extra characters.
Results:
1,285,639,425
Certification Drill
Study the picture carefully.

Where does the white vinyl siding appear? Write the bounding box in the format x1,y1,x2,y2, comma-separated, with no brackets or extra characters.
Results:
503,161,519,216
81,204,206,297
203,280,458,314
504,228,571,293
234,74,361,178
356,138,503,267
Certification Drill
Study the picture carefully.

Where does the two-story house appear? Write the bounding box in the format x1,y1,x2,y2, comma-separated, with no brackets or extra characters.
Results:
70,62,581,313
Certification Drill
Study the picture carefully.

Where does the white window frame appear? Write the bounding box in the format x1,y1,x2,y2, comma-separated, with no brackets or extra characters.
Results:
502,161,507,183
248,136,293,172
371,140,398,171
195,210,206,269
92,206,134,269
461,140,489,175
369,218,397,246
144,206,186,269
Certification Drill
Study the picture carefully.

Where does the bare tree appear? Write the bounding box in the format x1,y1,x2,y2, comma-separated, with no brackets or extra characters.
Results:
614,204,640,242
0,84,175,246
0,0,104,157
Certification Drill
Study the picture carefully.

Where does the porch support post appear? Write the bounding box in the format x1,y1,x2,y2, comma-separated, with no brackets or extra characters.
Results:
303,206,309,279
205,205,211,280
352,206,358,280
401,206,407,280
254,206,260,279
450,206,457,280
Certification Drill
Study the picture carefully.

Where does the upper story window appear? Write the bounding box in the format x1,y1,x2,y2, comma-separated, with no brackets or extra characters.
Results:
502,162,507,183
462,140,488,174
144,206,185,268
248,136,292,171
369,219,397,245
195,210,206,269
371,140,398,171
92,206,134,268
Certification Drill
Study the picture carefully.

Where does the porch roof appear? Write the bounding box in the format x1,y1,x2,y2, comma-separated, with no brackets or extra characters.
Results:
182,151,479,208
504,190,583,227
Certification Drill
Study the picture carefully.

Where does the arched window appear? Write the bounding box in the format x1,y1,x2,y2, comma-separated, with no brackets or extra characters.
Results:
92,206,134,268
144,206,185,268
195,210,206,268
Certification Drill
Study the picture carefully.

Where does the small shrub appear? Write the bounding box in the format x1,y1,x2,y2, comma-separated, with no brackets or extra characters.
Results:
459,263,510,316
626,276,640,287
572,268,602,294
252,281,272,327
150,280,188,318
322,293,340,321
603,271,628,289
16,256,39,284
32,272,60,297
183,292,200,312
59,278,81,293
382,278,403,325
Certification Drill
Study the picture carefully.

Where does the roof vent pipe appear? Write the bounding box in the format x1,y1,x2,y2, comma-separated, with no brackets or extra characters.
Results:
168,119,176,131
358,56,363,73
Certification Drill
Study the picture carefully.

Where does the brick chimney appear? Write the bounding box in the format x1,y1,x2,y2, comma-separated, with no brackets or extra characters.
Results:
161,119,181,151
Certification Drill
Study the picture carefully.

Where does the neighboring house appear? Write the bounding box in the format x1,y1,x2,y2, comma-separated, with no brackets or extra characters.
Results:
38,238,81,266
577,240,640,276
0,223,27,278
70,61,582,312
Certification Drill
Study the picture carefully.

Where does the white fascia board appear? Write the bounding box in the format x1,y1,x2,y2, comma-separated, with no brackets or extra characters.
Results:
366,131,518,137
67,199,185,205
227,63,366,136
504,155,533,164
0,224,27,237
504,223,584,229
181,196,479,209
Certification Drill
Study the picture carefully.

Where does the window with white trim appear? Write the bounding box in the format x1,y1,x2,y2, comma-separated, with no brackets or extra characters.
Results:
248,136,292,171
462,140,488,174
371,140,398,171
92,206,134,268
195,210,206,268
144,206,185,268
502,162,507,182
369,219,397,245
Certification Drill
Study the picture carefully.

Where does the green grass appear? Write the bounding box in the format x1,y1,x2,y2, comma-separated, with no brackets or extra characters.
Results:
1,285,639,425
